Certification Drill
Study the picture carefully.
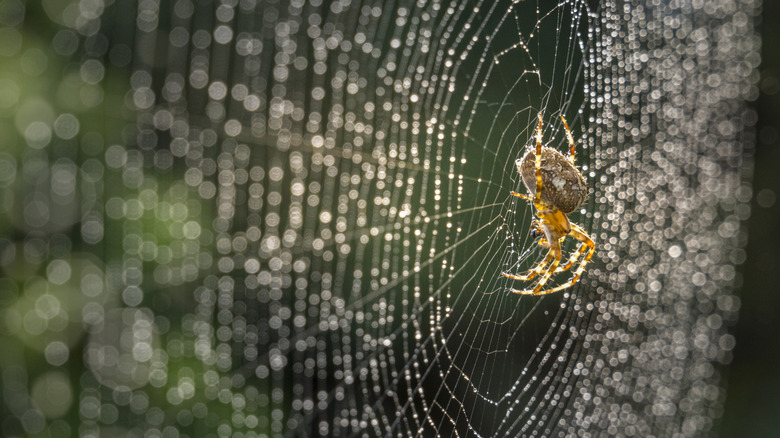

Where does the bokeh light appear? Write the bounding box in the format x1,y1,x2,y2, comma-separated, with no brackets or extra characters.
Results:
0,0,768,437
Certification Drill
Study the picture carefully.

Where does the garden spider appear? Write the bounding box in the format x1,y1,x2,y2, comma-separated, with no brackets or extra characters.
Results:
503,114,596,295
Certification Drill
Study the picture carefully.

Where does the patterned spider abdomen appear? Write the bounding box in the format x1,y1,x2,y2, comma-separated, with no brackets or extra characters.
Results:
517,146,587,214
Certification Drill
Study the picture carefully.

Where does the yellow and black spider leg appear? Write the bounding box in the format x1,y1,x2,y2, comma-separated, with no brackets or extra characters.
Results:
555,241,589,273
504,191,551,281
534,113,544,203
528,223,596,295
510,236,563,295
560,115,576,165
510,191,532,202
502,245,555,282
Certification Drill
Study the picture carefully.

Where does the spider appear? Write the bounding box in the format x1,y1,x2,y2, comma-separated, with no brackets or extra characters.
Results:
503,113,596,295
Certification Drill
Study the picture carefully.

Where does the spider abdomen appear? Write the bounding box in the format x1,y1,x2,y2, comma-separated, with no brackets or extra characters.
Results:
517,146,587,214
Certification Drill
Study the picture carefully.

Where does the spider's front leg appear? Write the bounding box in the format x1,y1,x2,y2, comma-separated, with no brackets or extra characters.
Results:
529,219,550,247
502,219,555,282
560,115,576,165
510,237,563,295
502,246,554,282
555,241,588,272
510,191,532,202
510,192,550,245
530,223,596,295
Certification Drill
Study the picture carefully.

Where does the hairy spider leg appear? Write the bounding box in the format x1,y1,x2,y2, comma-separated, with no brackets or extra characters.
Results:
510,236,563,295
554,221,593,273
569,223,597,265
554,241,590,273
502,246,556,282
560,115,576,165
500,220,584,273
516,223,596,296
510,191,546,241
510,191,532,202
506,206,569,294
534,113,544,203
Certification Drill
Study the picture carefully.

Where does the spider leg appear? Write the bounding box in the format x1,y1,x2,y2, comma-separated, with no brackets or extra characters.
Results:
568,223,596,264
528,223,596,295
529,220,549,245
534,113,543,203
560,115,576,165
510,191,533,202
555,241,589,273
509,237,562,295
502,245,554,282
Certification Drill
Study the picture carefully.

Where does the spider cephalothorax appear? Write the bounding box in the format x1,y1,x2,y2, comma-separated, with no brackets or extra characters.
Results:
503,114,596,295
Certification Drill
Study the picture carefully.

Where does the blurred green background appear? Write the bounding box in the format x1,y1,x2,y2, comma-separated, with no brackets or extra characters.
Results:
719,0,780,435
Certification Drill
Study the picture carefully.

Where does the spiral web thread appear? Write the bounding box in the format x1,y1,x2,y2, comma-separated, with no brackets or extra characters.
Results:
0,0,760,437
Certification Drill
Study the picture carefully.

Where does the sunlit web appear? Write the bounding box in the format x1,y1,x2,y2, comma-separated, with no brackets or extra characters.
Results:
0,0,760,436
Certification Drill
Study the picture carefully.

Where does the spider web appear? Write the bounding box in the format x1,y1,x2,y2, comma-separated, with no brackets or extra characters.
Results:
0,0,760,437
